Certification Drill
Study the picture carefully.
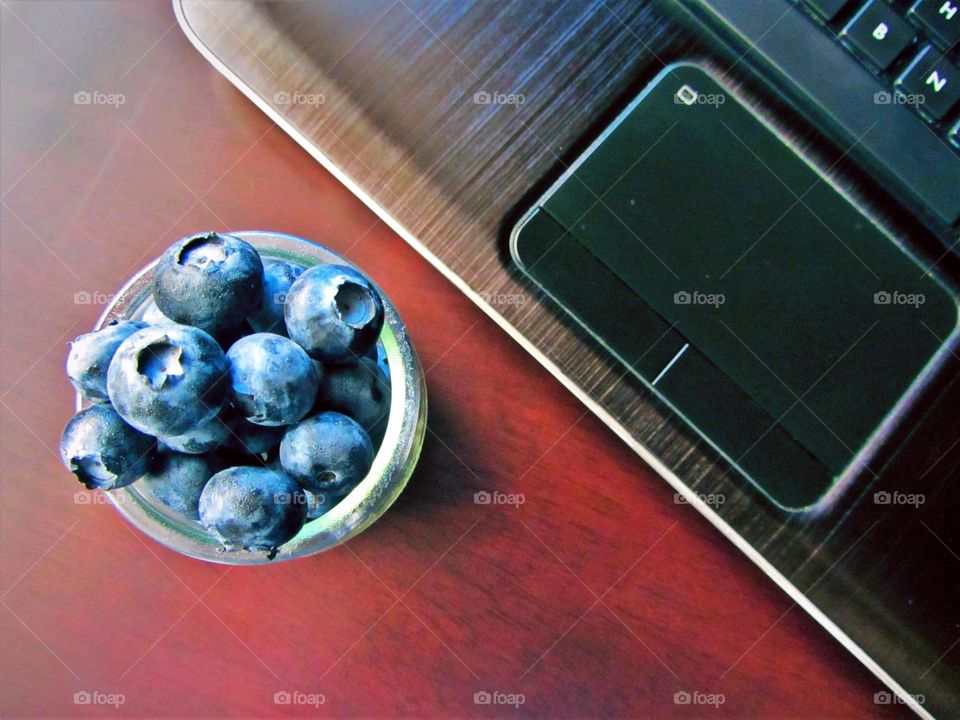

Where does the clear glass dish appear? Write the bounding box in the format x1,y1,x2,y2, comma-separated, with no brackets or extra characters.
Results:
77,231,427,564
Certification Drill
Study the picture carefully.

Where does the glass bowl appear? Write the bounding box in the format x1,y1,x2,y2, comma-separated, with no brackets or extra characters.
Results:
77,231,427,564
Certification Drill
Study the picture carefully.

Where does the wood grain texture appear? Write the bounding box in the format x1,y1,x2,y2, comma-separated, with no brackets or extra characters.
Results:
176,0,960,717
0,0,942,718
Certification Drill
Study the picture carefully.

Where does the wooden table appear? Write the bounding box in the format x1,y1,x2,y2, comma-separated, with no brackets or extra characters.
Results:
0,2,912,717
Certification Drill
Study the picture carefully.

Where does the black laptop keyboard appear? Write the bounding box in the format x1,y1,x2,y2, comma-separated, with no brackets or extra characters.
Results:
803,0,960,146
690,0,960,240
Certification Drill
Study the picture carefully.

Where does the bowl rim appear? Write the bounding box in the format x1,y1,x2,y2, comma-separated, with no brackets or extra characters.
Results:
79,230,427,564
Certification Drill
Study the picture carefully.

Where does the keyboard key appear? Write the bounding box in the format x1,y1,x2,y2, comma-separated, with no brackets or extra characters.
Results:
950,118,960,148
896,46,960,119
908,0,960,51
805,0,851,20
842,1,916,70
696,0,960,234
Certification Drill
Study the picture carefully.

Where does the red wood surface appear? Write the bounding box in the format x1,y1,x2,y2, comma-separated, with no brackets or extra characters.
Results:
0,2,913,718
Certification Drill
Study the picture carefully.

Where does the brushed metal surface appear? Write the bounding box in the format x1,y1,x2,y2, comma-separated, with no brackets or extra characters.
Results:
176,1,959,715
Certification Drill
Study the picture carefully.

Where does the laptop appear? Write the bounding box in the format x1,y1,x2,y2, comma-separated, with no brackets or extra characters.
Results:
174,1,960,716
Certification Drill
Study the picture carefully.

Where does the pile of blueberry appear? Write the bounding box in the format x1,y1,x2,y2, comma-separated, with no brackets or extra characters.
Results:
59,232,392,558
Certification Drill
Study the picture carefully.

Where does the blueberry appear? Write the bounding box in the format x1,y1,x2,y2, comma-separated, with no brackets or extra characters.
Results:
304,488,342,520
153,232,263,335
140,449,219,520
60,405,155,490
373,340,390,383
262,458,338,520
223,414,286,456
316,357,390,438
107,324,230,437
266,452,285,474
212,320,257,352
284,264,384,362
139,298,175,326
198,466,307,556
261,457,335,518
226,333,319,426
160,407,232,454
279,411,373,494
247,260,304,335
66,321,149,403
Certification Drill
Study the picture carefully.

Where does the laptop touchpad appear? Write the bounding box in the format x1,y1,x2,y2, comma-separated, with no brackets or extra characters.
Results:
511,63,958,512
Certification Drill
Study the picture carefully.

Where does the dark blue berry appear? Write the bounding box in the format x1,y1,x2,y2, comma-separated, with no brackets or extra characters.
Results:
304,488,343,520
107,324,229,437
227,333,319,426
160,407,232,454
247,260,304,335
60,405,155,490
153,232,263,335
223,414,286,456
198,466,307,556
141,449,219,520
279,411,373,494
284,264,384,362
66,321,149,403
316,357,390,439
139,298,175,326
373,340,390,383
